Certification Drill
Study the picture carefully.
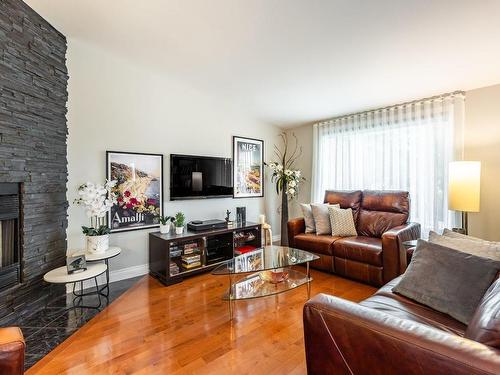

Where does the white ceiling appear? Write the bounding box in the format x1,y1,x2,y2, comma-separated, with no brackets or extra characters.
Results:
26,0,500,127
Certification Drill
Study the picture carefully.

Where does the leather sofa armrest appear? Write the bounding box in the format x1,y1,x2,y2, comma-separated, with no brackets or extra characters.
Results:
287,218,305,248
381,222,420,282
303,294,500,375
0,327,25,375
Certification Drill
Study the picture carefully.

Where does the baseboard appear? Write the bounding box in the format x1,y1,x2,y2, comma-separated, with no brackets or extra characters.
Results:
66,236,283,293
66,263,148,293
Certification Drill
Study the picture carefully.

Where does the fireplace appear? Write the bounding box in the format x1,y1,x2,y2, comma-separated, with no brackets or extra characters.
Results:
0,183,21,292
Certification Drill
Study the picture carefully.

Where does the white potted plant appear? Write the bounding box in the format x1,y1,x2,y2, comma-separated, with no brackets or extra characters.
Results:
74,180,117,254
158,215,174,234
174,212,185,235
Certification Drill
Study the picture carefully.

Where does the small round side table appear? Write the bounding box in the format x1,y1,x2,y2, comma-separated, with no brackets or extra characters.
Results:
44,263,107,309
69,246,121,298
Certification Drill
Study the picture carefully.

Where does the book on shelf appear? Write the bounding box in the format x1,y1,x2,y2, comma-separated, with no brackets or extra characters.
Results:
169,261,180,276
170,250,182,258
184,243,198,249
182,261,201,269
182,254,201,262
183,247,200,255
235,245,257,255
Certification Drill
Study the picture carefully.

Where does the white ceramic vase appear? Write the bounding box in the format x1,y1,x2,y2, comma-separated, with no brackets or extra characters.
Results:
159,223,170,234
175,226,184,235
86,234,109,254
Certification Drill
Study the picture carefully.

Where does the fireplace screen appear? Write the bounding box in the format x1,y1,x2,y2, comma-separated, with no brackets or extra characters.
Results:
0,219,18,267
0,183,21,291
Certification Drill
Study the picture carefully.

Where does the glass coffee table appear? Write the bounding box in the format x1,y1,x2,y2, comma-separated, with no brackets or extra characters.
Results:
212,245,319,320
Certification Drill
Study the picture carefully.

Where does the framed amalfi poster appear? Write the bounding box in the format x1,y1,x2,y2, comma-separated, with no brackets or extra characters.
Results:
106,151,163,232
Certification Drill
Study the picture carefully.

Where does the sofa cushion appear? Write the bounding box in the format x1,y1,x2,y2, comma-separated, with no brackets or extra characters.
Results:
294,233,339,256
357,191,409,237
429,231,500,261
360,276,467,336
333,236,382,266
393,240,500,324
443,228,495,243
323,190,362,223
311,203,339,235
465,278,500,348
328,206,357,237
300,204,316,233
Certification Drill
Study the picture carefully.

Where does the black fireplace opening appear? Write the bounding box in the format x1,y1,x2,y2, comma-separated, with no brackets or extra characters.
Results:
0,183,21,292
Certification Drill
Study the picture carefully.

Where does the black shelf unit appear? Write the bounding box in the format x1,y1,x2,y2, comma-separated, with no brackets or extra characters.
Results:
149,221,262,285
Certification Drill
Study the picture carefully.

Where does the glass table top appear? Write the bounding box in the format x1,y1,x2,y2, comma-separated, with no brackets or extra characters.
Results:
212,245,319,275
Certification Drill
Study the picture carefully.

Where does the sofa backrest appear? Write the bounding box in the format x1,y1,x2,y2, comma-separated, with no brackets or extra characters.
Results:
323,190,362,222
465,277,500,348
357,190,410,237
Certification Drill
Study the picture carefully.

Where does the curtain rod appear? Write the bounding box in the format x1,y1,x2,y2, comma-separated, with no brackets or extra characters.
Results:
317,90,465,125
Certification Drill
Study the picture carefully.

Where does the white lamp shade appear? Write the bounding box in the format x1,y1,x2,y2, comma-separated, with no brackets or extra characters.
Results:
448,161,481,212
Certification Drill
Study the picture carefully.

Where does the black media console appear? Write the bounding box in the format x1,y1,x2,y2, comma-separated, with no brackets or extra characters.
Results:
149,222,262,285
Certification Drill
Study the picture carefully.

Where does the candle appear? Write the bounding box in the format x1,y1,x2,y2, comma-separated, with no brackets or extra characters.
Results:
258,214,266,224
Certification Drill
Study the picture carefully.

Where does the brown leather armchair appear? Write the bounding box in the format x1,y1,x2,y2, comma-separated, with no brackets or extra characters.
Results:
288,190,420,286
0,327,25,375
303,277,500,375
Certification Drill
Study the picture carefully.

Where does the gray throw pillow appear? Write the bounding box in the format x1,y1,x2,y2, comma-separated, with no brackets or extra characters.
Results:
393,239,500,324
311,203,339,235
429,231,500,261
300,204,316,233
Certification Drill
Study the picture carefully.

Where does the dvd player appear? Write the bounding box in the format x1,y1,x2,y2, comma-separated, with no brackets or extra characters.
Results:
187,219,227,231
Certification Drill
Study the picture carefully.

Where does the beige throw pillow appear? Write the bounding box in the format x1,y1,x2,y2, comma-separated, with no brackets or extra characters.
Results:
442,228,496,244
311,203,339,235
300,204,316,233
328,206,357,237
429,231,500,261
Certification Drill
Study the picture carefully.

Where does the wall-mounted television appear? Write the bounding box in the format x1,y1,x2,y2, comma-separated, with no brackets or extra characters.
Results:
170,154,233,200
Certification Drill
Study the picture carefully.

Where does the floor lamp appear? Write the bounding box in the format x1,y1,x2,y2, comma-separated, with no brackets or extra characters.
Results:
448,161,481,235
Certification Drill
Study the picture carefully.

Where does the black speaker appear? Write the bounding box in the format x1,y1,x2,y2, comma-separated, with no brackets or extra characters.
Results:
236,207,246,225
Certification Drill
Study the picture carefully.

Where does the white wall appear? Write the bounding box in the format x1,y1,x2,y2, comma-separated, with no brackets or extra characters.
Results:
464,83,500,241
66,39,281,272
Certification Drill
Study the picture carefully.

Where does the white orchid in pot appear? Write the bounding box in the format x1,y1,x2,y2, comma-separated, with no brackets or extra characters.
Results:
267,132,305,245
74,180,117,254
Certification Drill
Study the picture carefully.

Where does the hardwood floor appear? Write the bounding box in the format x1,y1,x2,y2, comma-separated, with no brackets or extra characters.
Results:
26,269,376,375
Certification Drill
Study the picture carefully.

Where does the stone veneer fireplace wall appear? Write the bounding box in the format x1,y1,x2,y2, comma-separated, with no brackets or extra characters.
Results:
0,0,68,322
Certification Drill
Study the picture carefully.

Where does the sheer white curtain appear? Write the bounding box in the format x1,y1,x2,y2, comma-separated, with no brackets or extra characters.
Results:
312,93,464,235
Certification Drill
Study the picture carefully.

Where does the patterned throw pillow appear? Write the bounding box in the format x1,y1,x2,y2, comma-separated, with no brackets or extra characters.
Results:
300,204,316,233
311,203,339,235
328,206,357,237
428,231,500,261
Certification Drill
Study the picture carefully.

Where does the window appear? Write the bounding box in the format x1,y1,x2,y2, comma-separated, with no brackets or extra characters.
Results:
312,94,464,235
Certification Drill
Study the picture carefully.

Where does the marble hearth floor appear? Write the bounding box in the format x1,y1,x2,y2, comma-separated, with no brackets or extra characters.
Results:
17,276,143,370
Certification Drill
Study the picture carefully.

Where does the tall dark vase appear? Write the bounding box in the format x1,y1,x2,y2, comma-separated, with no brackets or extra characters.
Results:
280,183,289,246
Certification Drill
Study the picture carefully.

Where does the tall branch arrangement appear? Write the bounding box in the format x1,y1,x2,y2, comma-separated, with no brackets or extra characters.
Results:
267,132,305,198
267,132,305,245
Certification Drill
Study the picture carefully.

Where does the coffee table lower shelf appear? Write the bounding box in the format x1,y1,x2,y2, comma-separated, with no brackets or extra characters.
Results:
222,266,312,320
223,268,311,300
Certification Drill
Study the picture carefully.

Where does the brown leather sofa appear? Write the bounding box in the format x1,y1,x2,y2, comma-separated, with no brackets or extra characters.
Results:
288,190,420,286
0,327,25,375
303,276,500,375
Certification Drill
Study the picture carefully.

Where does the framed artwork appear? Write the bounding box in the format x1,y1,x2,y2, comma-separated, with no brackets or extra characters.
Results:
106,151,163,233
232,136,264,198
66,254,87,274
